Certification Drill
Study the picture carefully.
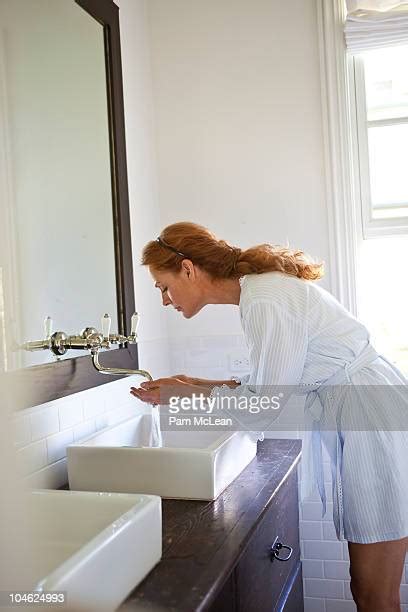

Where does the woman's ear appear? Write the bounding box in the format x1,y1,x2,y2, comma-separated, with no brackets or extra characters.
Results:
182,259,194,278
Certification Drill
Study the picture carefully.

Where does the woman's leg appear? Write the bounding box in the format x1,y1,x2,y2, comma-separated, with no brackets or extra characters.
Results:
348,536,407,611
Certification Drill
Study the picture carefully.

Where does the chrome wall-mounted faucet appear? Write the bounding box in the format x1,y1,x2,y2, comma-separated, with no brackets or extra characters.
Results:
21,313,152,381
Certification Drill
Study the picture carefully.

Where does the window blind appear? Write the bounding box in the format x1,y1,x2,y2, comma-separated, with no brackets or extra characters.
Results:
345,1,408,52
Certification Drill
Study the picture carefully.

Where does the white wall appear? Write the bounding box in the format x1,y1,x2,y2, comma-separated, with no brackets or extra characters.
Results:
147,0,331,340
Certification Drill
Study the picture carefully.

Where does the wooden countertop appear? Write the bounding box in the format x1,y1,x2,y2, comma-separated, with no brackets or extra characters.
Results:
121,438,302,612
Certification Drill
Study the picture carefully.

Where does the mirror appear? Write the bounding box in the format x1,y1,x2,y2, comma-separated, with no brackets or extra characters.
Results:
1,0,118,369
0,0,137,406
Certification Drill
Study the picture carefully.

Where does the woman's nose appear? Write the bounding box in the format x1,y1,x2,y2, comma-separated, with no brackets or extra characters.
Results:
162,292,172,307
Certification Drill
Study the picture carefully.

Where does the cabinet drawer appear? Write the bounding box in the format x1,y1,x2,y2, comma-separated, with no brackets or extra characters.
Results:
235,467,300,612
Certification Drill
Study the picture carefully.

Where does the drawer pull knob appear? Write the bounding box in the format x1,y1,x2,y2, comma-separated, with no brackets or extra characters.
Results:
270,537,293,562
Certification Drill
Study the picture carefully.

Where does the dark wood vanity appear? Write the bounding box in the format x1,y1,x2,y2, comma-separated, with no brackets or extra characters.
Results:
122,439,303,612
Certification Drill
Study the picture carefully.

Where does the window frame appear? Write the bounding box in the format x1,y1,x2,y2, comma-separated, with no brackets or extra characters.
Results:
351,54,408,238
316,0,360,315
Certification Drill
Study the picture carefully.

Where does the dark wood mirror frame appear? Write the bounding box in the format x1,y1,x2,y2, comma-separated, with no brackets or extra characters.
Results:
9,0,139,410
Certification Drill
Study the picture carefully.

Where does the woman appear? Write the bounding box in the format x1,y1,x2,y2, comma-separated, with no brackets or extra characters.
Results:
131,221,408,612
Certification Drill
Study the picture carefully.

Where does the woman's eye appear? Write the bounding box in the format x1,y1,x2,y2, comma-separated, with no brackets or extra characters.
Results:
161,287,168,294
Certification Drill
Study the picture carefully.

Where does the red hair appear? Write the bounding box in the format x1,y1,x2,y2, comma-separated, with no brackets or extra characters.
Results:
141,222,324,281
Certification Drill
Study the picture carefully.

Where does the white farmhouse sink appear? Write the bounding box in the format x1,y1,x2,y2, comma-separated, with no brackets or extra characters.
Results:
28,489,161,612
67,415,258,500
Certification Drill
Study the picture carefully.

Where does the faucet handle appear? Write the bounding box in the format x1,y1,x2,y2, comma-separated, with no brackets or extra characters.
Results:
101,313,111,341
44,316,53,340
130,312,139,339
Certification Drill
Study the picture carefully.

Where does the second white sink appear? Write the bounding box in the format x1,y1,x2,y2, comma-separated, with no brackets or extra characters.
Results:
67,415,258,500
29,489,161,612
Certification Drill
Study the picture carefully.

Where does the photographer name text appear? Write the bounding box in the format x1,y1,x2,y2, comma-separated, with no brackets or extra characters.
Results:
169,415,233,427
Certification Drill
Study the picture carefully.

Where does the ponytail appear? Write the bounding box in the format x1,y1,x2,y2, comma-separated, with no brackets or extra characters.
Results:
142,222,324,281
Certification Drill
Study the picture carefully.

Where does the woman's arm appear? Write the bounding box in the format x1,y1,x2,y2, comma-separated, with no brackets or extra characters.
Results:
130,375,239,404
171,374,240,388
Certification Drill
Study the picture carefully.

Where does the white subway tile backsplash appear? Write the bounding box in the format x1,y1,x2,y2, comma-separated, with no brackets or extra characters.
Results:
325,600,356,612
198,334,243,351
166,335,196,351
302,559,324,579
104,404,136,427
324,561,350,581
73,419,96,442
301,485,333,503
95,414,109,431
103,378,137,410
13,416,31,448
137,338,171,378
300,520,323,540
17,440,48,475
59,399,84,430
304,578,344,599
301,502,333,522
24,457,67,489
303,541,343,561
184,366,231,380
46,429,74,463
83,397,107,420
304,596,326,612
169,351,186,373
30,406,59,441
344,581,354,600
342,542,350,560
186,348,225,368
213,367,235,379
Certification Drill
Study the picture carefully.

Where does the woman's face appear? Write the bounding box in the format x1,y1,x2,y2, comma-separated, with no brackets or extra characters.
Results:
149,262,204,319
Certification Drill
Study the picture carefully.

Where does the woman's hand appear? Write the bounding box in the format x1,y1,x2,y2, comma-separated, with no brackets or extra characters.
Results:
169,374,192,384
130,376,208,405
169,374,241,388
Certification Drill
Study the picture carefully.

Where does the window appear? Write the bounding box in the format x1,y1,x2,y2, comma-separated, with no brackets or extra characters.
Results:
317,1,408,375
353,44,408,237
356,234,408,375
350,44,408,374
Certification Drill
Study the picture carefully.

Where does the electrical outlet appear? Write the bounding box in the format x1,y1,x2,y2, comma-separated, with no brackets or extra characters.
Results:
228,350,250,372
